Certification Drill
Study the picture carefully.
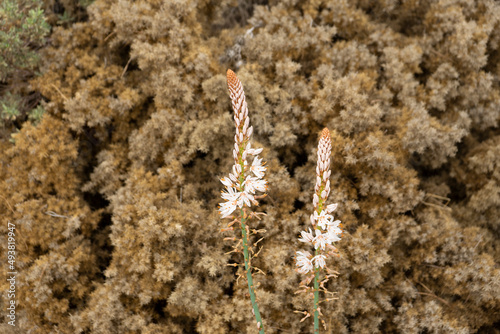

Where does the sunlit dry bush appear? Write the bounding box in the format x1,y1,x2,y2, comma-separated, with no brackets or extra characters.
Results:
0,0,499,333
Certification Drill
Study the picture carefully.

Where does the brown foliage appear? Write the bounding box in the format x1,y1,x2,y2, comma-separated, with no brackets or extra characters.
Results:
1,0,499,333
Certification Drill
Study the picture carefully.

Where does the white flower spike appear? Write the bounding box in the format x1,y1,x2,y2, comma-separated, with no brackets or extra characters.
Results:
220,69,267,334
294,128,342,331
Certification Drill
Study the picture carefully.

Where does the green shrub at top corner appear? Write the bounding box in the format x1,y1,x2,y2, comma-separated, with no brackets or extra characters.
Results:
0,0,50,81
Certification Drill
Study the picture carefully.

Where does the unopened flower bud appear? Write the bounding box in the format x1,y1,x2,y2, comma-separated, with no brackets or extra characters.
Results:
326,203,337,213
247,125,253,137
242,102,248,118
313,193,319,207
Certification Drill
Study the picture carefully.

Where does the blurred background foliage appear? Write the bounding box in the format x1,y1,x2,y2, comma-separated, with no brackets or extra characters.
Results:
0,0,499,333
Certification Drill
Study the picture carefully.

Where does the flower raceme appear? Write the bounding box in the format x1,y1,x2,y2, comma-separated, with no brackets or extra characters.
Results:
295,128,342,333
219,70,267,218
219,69,267,334
295,128,342,273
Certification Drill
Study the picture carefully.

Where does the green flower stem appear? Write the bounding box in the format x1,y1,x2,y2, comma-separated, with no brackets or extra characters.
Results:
314,184,324,334
241,208,265,334
313,253,320,334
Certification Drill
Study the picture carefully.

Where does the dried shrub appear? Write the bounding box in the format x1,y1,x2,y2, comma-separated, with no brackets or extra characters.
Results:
1,0,499,333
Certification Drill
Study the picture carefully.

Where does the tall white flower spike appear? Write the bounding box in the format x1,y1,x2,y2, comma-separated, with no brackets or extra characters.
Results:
219,69,267,334
218,70,267,218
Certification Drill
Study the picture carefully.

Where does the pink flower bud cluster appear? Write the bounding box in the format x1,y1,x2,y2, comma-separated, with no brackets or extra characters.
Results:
219,70,267,219
295,128,342,274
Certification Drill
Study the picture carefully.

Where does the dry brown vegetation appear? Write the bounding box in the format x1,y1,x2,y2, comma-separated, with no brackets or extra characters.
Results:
1,0,499,333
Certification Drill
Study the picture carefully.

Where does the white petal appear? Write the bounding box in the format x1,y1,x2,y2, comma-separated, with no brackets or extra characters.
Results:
220,177,233,188
326,203,338,213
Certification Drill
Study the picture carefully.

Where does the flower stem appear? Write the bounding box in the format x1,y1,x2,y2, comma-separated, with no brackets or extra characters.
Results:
241,208,265,334
314,256,320,333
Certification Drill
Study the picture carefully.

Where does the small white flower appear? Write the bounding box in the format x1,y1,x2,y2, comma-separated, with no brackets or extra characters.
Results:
244,142,263,156
298,228,314,243
237,191,254,208
244,176,267,194
219,198,238,218
313,229,329,250
221,186,240,202
219,186,242,218
250,156,266,178
326,225,342,243
296,251,313,274
312,254,326,268
314,210,333,230
327,219,341,228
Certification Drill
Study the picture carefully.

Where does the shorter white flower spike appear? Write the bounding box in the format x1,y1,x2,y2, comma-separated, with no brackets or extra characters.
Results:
294,128,342,328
